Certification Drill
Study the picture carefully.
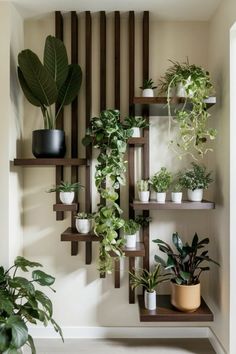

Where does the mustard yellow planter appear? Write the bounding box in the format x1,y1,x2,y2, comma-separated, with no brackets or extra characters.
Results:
171,282,201,313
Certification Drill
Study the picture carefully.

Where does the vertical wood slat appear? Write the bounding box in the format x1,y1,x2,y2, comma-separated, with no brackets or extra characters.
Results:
114,11,121,288
142,11,150,272
128,11,135,303
55,11,64,221
85,11,92,265
100,11,106,278
70,11,79,256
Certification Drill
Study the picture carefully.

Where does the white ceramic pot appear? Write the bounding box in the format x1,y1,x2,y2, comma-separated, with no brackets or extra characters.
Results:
144,290,156,310
176,83,187,97
171,192,182,204
187,189,203,202
156,192,166,204
76,219,92,234
59,191,75,205
125,233,136,248
142,88,154,97
138,191,150,202
132,127,141,138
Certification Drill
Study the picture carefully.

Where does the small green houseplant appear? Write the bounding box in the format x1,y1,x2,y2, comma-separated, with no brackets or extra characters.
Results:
123,219,140,248
150,167,172,203
135,215,152,228
153,232,219,312
159,59,216,160
124,116,149,137
18,35,82,158
180,163,213,202
47,181,84,205
75,212,94,234
140,78,157,97
129,264,171,310
0,256,63,353
137,179,150,202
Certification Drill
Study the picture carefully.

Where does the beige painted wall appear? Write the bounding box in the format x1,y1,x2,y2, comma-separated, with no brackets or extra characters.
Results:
21,14,216,329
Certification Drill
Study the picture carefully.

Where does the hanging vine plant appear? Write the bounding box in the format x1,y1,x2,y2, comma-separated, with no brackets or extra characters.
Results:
83,110,133,274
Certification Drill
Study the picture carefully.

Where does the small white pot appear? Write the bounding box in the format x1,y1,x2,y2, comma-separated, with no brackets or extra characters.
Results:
156,192,166,204
76,219,92,234
138,191,150,202
59,191,75,205
132,127,141,138
187,189,203,202
171,192,182,204
125,233,136,248
176,83,187,97
144,290,156,310
142,88,154,97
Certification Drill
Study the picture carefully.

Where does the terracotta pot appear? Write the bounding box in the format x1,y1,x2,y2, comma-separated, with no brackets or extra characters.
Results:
171,281,201,313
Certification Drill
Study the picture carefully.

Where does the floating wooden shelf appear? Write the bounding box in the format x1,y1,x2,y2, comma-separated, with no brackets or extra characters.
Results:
53,203,78,212
61,227,101,242
131,200,215,210
138,295,213,322
13,158,89,166
128,137,147,146
110,243,145,257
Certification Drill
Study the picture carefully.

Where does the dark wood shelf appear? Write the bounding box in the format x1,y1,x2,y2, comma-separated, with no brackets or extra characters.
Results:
131,199,215,210
61,227,101,242
53,203,78,212
138,295,213,322
128,137,147,146
133,96,216,116
13,158,89,166
110,243,145,257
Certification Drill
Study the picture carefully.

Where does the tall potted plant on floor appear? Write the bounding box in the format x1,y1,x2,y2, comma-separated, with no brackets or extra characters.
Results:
18,35,82,158
153,233,219,312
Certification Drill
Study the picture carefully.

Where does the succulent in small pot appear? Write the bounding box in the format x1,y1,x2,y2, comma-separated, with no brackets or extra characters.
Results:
129,264,171,310
180,163,213,202
140,78,157,97
137,179,150,202
17,35,82,158
123,219,140,248
124,116,149,138
153,232,219,312
150,167,172,203
171,180,183,204
47,181,84,205
75,212,94,234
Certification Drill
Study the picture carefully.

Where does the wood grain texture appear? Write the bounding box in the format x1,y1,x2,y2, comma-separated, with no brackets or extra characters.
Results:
13,159,88,166
114,11,120,110
129,257,135,304
129,11,135,116
53,203,78,212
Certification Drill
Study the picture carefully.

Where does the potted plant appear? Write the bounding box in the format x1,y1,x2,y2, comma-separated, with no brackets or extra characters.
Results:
171,178,183,204
137,179,150,202
159,59,217,159
0,256,63,353
123,219,140,248
124,116,149,137
150,167,172,203
153,232,219,312
140,78,157,97
129,264,171,310
47,181,84,205
180,162,213,202
75,212,94,234
135,214,152,227
18,35,82,158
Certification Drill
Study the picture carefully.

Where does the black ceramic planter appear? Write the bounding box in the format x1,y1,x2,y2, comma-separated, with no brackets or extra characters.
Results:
32,129,66,158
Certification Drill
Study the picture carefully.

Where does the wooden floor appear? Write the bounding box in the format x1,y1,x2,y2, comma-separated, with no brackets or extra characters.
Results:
25,339,216,354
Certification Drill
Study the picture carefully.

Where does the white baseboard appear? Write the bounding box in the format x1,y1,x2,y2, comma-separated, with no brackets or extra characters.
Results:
29,326,208,339
208,328,227,354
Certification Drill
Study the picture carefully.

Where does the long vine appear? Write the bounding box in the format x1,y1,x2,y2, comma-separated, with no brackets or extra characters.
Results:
83,110,133,274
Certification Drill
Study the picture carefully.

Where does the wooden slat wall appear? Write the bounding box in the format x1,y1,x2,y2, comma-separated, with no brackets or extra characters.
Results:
85,11,92,265
55,11,64,221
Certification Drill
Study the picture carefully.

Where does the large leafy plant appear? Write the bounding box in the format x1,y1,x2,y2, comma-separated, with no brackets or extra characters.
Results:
83,110,133,274
159,59,217,160
179,163,213,191
0,256,63,354
18,35,82,129
153,233,219,285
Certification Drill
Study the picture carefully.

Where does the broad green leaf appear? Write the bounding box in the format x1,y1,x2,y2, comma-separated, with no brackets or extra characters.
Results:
32,270,55,286
154,255,166,267
3,349,21,354
166,256,176,269
8,277,35,295
6,316,28,349
35,290,53,317
180,271,191,281
0,326,9,351
172,233,183,254
57,64,82,106
27,334,36,354
14,256,42,272
191,233,199,250
44,35,68,89
18,67,43,107
50,318,64,341
0,293,14,315
18,49,57,106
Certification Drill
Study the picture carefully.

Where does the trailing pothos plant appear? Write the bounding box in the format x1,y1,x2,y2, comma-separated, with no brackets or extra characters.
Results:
83,110,133,274
0,256,63,354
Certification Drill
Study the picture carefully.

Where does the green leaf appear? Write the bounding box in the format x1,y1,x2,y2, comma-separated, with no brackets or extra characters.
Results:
14,256,42,272
44,35,68,89
6,316,28,349
0,293,14,315
0,326,10,351
27,334,36,354
32,270,55,286
50,318,64,342
154,255,166,267
191,233,199,250
18,67,43,107
166,256,176,269
8,277,35,295
35,290,53,317
3,349,22,354
57,64,82,106
180,271,191,281
172,233,183,254
18,49,57,106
